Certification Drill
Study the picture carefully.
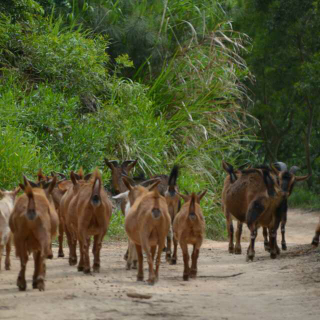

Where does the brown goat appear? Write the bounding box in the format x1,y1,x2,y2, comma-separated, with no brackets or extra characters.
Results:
0,188,19,271
60,169,92,266
173,191,206,281
222,164,286,260
311,218,320,247
65,169,112,273
9,177,58,291
124,179,170,285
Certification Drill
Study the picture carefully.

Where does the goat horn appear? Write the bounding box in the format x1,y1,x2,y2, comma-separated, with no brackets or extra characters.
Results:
273,162,288,171
289,166,300,174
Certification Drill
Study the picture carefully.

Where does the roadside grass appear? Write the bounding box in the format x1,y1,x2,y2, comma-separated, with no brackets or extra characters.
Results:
289,187,320,211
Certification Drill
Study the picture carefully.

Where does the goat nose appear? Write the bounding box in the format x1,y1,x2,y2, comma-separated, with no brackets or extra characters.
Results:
152,208,161,219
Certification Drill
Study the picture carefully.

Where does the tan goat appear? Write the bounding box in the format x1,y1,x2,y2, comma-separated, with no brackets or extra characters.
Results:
65,168,112,273
311,218,320,247
124,178,170,285
60,169,92,266
9,177,58,291
173,191,206,280
0,188,19,271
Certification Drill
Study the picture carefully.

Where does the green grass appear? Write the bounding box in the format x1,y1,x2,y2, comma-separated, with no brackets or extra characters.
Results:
288,187,320,211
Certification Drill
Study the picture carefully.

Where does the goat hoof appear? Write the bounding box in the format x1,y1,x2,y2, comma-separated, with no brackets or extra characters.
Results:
234,247,242,255
37,280,45,292
83,268,91,274
190,272,197,279
170,258,177,265
132,261,137,269
311,239,319,247
47,254,53,260
5,264,10,271
264,243,270,252
93,265,100,273
69,258,77,266
270,252,277,259
32,281,37,289
246,254,254,262
281,243,287,251
183,274,189,281
77,266,84,272
17,277,26,291
58,252,65,258
162,246,167,252
147,279,155,285
137,275,144,282
228,247,234,254
126,263,132,270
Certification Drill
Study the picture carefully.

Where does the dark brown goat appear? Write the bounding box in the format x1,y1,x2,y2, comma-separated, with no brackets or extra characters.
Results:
222,163,286,260
9,177,58,291
261,162,309,252
173,191,206,280
164,165,181,264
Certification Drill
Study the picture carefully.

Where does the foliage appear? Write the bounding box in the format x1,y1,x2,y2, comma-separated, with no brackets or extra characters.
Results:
288,187,320,211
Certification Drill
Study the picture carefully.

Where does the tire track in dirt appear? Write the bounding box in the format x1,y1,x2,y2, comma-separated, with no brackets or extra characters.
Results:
0,209,319,320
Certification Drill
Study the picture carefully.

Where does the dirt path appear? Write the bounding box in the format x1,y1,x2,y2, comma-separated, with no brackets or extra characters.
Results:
1,209,320,320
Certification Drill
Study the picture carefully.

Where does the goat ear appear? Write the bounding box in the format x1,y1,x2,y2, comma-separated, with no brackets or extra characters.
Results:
122,159,138,172
197,189,207,203
51,171,66,180
113,191,129,200
23,176,38,188
43,177,57,194
147,179,161,191
70,171,78,186
295,174,310,182
140,178,160,188
122,176,134,191
105,158,118,170
84,173,92,181
222,160,233,173
177,192,190,203
19,183,25,191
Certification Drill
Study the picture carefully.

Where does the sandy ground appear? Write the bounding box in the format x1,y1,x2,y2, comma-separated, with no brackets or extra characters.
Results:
1,209,320,320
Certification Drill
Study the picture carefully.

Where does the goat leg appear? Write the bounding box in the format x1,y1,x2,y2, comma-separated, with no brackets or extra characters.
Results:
93,234,103,273
190,244,200,278
246,228,257,261
135,244,144,281
166,229,172,262
281,211,287,251
170,236,178,265
263,227,270,252
58,219,65,258
17,244,28,291
180,241,190,281
226,213,234,253
234,222,242,254
32,251,40,289
5,233,12,270
311,221,320,247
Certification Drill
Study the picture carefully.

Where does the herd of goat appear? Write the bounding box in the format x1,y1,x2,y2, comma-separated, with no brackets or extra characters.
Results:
0,159,319,292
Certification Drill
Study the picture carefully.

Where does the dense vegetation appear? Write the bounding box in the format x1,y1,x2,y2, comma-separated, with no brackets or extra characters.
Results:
1,0,319,239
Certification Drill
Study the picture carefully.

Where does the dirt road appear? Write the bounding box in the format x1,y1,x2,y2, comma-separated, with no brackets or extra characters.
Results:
1,209,320,320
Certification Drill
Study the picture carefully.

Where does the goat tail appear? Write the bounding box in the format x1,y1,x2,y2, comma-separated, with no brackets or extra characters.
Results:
24,183,37,221
151,191,162,219
168,165,179,195
222,161,237,183
188,193,197,221
91,168,102,206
